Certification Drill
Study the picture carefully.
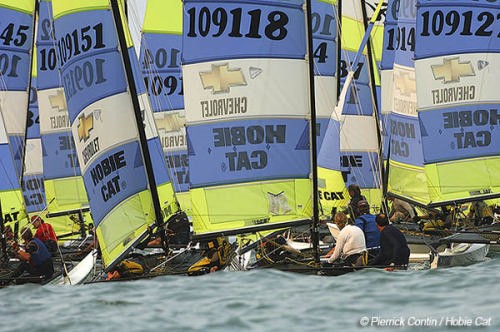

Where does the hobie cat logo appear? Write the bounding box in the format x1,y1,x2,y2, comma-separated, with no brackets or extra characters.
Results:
431,57,475,83
200,63,247,93
48,89,67,112
78,113,94,142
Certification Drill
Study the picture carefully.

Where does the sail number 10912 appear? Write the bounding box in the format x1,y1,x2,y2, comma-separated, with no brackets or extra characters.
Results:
186,7,289,40
420,10,499,37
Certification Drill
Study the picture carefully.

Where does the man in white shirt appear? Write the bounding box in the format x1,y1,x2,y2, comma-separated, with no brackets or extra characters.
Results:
327,212,367,266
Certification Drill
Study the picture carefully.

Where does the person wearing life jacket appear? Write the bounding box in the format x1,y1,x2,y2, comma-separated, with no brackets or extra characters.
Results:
187,237,232,276
354,200,380,261
12,227,54,280
31,215,58,254
106,258,145,281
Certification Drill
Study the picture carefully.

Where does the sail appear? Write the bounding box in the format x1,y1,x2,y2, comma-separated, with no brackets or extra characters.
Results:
313,0,349,216
182,0,313,237
140,0,190,214
415,0,500,206
338,0,384,207
22,65,46,217
0,0,36,235
125,3,181,221
51,0,170,270
36,0,93,239
386,0,430,204
379,0,399,186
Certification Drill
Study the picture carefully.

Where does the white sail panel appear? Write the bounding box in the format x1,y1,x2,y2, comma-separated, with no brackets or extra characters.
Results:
416,53,500,110
183,59,310,124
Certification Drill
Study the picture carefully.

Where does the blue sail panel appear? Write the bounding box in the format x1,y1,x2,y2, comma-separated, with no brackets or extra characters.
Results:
340,50,373,116
140,33,184,113
83,142,148,225
182,1,306,64
317,117,340,170
415,1,500,59
187,119,310,188
419,104,500,163
311,0,337,77
389,113,424,166
0,7,33,91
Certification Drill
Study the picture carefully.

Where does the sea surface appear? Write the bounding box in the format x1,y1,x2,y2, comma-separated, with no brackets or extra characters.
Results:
1,252,499,332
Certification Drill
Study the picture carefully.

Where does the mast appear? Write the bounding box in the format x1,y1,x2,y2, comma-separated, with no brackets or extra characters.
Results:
109,0,168,251
360,0,388,214
305,0,320,263
0,200,6,261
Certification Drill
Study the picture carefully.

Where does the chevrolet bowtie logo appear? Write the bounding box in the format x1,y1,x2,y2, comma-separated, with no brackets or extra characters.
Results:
394,72,415,96
200,64,247,93
49,89,67,112
77,113,93,142
431,57,475,83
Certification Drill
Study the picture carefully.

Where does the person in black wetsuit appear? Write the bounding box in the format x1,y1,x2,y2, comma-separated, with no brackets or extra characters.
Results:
372,213,410,269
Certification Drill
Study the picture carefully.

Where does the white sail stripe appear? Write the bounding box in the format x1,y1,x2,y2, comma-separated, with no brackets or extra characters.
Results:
23,138,43,174
0,110,8,144
72,92,140,172
38,88,71,134
416,53,500,110
183,59,310,124
154,110,187,153
340,115,379,151
0,90,29,135
315,76,338,118
381,69,394,115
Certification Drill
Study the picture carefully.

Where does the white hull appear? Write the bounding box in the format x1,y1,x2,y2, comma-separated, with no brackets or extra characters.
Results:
50,249,98,285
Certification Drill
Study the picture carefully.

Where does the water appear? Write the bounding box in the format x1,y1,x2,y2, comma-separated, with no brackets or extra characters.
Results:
1,253,499,332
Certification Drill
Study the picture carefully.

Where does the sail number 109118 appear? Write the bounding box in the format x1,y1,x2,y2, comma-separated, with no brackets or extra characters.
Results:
186,7,289,41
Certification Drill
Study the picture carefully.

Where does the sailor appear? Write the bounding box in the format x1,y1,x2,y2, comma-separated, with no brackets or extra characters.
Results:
372,213,410,270
31,215,58,254
468,201,493,226
347,184,367,220
326,212,367,267
12,227,54,280
354,200,380,260
387,196,416,223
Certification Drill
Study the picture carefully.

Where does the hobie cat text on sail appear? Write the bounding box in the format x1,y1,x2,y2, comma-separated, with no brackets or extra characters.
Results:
90,150,125,202
214,125,285,171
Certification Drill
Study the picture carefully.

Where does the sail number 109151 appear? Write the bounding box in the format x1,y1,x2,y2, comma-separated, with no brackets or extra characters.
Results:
186,7,289,40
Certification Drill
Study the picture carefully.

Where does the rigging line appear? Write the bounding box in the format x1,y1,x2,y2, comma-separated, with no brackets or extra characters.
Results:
335,0,384,118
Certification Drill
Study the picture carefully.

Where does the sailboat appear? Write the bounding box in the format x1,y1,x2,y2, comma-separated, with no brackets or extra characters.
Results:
181,0,322,271
383,0,498,266
47,0,209,282
139,0,191,216
36,0,95,254
0,0,34,244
